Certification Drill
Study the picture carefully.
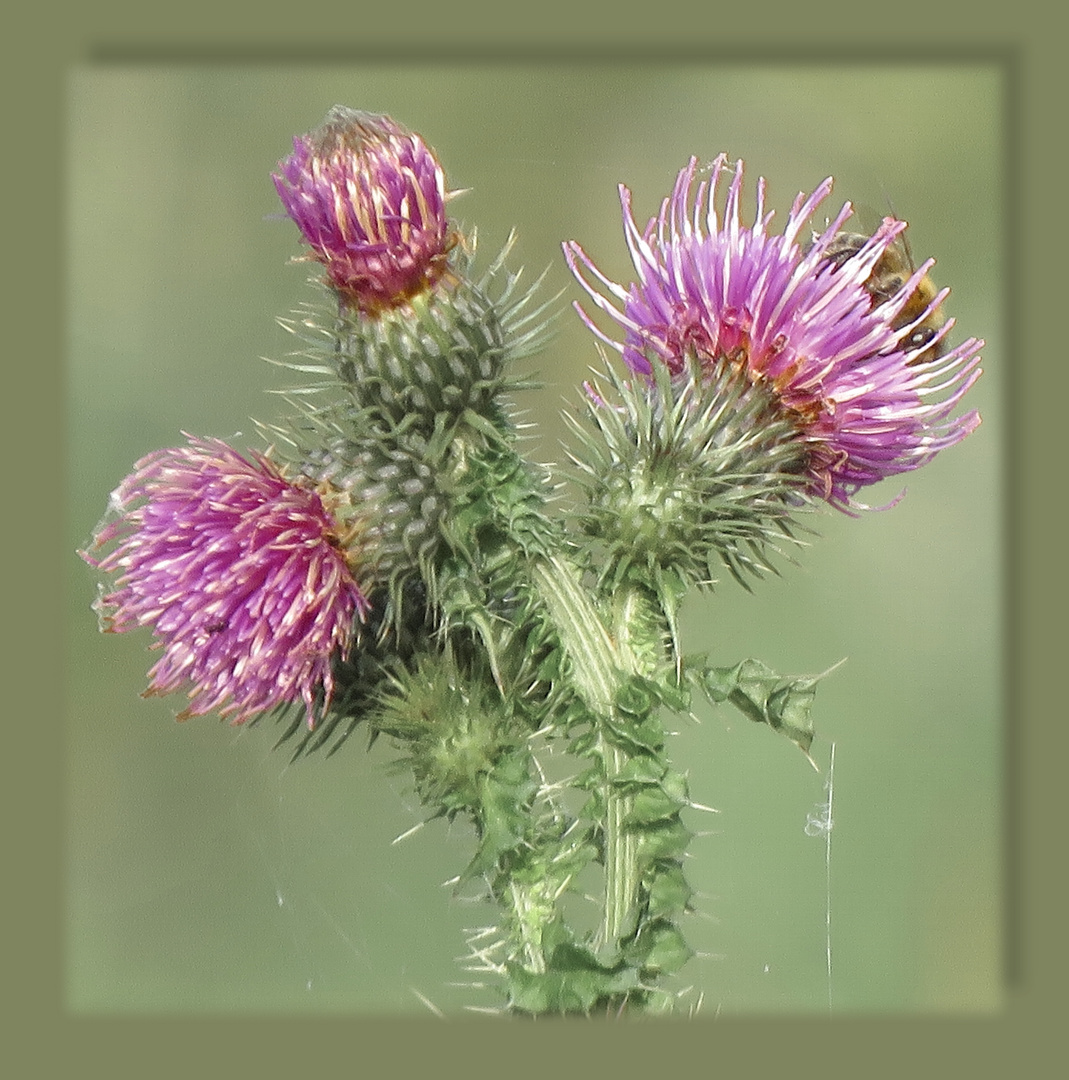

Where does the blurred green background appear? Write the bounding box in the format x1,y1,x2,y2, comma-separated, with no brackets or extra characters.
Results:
66,63,1002,1014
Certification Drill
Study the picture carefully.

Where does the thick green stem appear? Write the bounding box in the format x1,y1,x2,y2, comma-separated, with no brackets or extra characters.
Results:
602,742,637,945
604,583,667,943
529,553,617,709
509,878,547,974
530,553,641,948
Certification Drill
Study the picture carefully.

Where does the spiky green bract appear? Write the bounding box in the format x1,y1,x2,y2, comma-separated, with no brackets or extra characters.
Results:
273,233,554,436
264,233,558,610
372,650,528,840
253,578,433,761
568,353,814,597
332,281,512,430
297,429,448,600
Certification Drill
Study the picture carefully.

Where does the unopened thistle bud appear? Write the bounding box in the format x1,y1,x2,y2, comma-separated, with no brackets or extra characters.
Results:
80,436,370,727
273,106,455,315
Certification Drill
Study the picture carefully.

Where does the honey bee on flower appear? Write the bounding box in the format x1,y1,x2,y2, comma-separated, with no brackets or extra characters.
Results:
815,223,950,367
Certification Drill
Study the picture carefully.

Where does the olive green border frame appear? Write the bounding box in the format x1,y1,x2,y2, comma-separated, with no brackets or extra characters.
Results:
14,2,1060,1075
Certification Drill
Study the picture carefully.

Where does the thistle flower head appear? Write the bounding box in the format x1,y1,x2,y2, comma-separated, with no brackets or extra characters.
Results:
273,105,455,314
564,155,983,510
80,436,370,727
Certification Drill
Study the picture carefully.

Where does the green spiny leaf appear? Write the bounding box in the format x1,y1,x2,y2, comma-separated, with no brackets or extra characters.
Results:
622,918,693,977
644,863,693,921
633,817,693,864
695,657,844,759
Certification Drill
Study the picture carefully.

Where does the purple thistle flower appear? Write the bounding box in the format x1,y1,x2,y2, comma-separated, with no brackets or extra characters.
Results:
273,106,455,314
563,155,983,510
80,436,370,727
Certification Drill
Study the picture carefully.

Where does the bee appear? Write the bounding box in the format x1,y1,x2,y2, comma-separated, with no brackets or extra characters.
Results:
818,222,948,366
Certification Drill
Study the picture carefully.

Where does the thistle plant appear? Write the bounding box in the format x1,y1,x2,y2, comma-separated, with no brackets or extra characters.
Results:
80,107,983,1016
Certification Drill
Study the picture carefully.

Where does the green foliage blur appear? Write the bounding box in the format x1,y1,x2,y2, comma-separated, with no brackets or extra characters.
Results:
67,63,1001,1013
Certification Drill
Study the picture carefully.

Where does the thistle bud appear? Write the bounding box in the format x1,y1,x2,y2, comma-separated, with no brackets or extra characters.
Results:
273,106,455,314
